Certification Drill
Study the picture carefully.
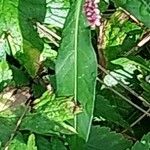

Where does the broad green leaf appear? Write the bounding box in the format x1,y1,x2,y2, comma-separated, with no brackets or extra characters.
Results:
102,10,142,62
86,126,132,150
113,0,150,28
0,60,13,91
94,95,129,128
21,91,81,135
16,40,41,77
56,0,97,140
130,132,150,150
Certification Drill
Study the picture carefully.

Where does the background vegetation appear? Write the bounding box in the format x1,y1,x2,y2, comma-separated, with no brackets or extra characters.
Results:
0,0,150,149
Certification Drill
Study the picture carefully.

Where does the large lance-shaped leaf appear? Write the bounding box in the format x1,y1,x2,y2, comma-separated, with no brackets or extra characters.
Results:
112,0,150,28
56,0,97,140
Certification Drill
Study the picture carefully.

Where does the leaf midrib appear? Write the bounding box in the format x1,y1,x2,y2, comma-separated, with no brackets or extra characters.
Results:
74,0,82,130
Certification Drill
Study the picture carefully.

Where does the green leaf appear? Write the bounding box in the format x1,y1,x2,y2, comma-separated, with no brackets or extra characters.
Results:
16,40,41,77
10,65,29,87
94,95,129,128
130,132,150,150
21,91,81,135
99,0,109,12
27,134,37,150
45,0,70,28
0,0,23,55
0,60,13,91
0,0,46,77
112,0,150,28
8,134,37,150
86,126,132,150
102,10,142,62
0,105,27,146
111,57,150,73
35,135,51,150
8,133,27,150
50,138,67,150
0,36,8,59
55,0,97,140
16,0,47,77
32,81,46,98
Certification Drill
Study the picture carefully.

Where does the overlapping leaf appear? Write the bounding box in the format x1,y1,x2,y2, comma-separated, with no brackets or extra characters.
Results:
94,95,129,128
0,0,46,77
86,126,132,150
101,10,142,63
130,132,150,150
113,0,150,28
21,91,81,135
0,60,12,91
8,134,37,150
45,0,70,28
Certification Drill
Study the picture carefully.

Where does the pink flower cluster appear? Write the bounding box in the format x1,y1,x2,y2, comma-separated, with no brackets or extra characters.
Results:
84,0,101,28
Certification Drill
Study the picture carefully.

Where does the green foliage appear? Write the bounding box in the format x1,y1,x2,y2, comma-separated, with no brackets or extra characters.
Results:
0,0,150,149
56,0,97,140
130,133,150,150
113,0,150,28
8,134,37,150
0,0,23,55
86,126,132,150
102,10,142,62
0,60,12,91
21,91,79,135
94,94,129,128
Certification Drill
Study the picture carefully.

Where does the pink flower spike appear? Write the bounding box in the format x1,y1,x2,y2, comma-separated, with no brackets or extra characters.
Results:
84,0,101,28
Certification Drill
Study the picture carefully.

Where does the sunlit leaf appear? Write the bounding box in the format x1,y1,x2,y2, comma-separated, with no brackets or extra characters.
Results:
45,0,70,28
21,91,81,135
